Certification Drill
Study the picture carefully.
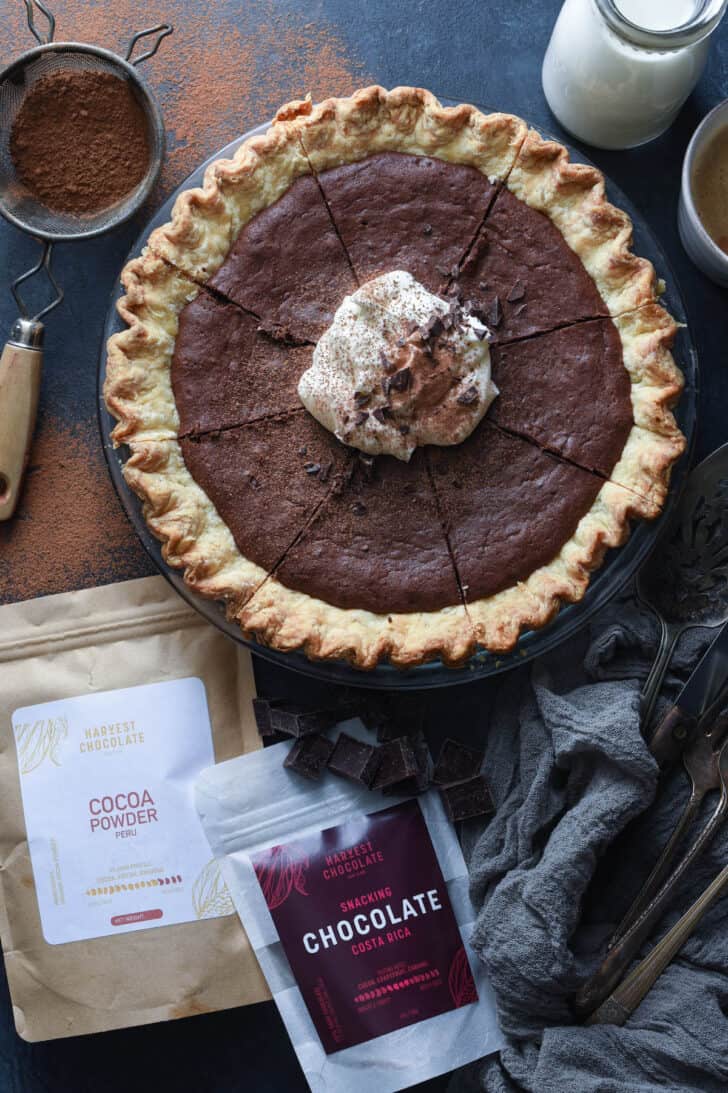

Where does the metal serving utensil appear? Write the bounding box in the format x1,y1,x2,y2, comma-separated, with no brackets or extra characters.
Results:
638,442,728,731
586,736,728,1026
574,716,728,1018
0,0,172,520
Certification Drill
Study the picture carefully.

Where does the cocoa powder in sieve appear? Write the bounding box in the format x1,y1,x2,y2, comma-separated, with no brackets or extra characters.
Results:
10,69,151,216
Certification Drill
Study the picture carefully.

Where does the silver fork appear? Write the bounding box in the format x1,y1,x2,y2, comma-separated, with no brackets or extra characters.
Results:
575,732,728,1019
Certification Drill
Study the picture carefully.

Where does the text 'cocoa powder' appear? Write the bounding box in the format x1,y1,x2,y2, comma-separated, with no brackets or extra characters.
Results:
10,69,151,216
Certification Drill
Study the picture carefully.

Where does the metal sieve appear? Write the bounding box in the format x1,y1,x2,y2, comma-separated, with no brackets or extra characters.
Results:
0,0,172,519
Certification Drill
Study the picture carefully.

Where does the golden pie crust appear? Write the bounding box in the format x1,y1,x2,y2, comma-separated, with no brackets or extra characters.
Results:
104,86,686,669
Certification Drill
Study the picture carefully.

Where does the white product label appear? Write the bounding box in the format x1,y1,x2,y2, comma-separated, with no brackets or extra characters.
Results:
12,678,233,945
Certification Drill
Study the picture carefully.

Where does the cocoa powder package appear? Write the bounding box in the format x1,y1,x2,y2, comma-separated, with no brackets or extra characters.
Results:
196,723,504,1092
0,576,268,1041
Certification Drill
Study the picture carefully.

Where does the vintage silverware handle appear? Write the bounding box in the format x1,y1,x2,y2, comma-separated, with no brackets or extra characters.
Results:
575,787,727,1018
641,621,684,732
649,704,697,767
587,859,728,1026
609,789,703,945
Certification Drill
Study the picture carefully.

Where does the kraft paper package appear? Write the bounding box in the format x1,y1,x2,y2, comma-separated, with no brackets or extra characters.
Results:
0,575,268,1041
196,721,504,1093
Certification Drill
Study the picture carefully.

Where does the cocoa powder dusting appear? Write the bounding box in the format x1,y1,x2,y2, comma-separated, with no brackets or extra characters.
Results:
10,69,151,215
0,417,153,603
0,1,367,603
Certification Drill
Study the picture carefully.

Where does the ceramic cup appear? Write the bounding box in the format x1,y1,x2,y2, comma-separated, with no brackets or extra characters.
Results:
678,98,728,287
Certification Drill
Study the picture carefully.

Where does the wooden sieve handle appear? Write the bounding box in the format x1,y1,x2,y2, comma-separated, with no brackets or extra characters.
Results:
0,338,43,520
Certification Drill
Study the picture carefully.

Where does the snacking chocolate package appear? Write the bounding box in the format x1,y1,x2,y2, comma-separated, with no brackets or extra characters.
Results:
196,722,503,1092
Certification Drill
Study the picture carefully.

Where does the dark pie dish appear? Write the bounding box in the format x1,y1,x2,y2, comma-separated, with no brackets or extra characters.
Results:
103,86,687,671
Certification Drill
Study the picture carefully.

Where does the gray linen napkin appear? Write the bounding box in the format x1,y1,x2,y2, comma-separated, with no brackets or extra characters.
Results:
451,587,728,1093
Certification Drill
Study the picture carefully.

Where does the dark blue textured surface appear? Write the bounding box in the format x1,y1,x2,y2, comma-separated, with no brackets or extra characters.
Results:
1,1,727,1090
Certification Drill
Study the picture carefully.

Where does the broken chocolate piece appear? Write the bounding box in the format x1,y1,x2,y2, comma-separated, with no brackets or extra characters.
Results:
388,367,411,393
284,734,335,781
379,348,395,373
371,737,419,791
354,390,371,408
507,280,526,302
432,738,484,785
354,410,369,426
440,775,494,822
372,406,389,424
328,732,380,786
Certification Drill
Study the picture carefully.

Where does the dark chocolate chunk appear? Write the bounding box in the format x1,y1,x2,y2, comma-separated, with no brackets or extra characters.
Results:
270,705,338,738
373,406,389,424
351,501,367,516
284,734,335,780
253,696,282,737
304,461,321,475
354,410,369,426
398,424,410,435
379,349,394,373
371,737,419,790
440,775,494,822
456,385,479,406
507,280,526,302
383,731,432,796
423,223,433,235
328,732,380,786
354,390,371,408
432,738,484,785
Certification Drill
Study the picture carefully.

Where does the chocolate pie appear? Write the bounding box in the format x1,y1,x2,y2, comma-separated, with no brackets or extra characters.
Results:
105,86,685,668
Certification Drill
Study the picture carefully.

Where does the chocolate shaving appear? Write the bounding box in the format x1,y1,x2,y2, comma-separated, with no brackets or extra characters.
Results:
379,349,395,373
388,367,411,392
487,295,503,328
513,303,528,317
456,385,479,406
303,461,321,475
507,280,526,302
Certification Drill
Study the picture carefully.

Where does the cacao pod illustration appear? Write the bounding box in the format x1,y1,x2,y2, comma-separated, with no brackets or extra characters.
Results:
448,946,478,1007
253,844,309,909
15,716,68,774
192,859,235,919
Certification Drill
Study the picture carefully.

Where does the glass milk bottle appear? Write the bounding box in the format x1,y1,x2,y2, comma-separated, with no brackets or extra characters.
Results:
542,0,727,149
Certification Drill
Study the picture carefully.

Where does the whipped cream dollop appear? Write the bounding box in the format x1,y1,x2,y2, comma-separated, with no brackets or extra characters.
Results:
297,271,498,461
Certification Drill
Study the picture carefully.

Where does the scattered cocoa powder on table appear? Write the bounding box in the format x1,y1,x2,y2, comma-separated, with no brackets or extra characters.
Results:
10,69,150,215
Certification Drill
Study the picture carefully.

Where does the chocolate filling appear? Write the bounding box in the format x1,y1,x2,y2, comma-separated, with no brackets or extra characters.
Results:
274,451,462,614
208,174,357,341
316,152,497,293
427,421,605,603
180,413,350,572
452,186,609,342
172,291,313,435
488,318,633,477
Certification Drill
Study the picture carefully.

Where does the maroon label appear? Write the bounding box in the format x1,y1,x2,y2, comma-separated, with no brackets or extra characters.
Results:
251,799,477,1054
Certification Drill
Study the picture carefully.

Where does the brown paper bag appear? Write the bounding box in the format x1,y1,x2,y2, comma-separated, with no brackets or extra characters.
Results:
0,575,269,1041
